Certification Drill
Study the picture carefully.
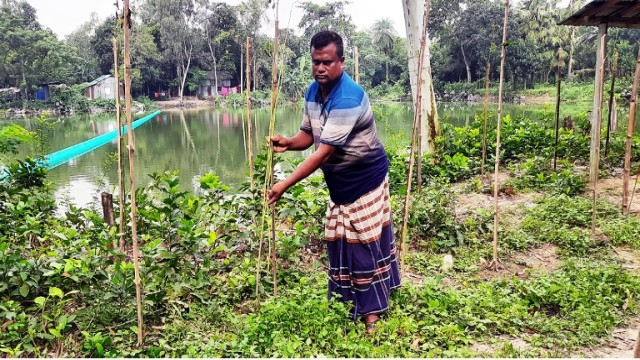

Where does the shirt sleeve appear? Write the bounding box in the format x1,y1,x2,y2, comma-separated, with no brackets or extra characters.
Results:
320,97,362,146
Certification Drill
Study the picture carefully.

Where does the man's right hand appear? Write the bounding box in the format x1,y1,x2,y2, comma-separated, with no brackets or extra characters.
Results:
271,135,290,153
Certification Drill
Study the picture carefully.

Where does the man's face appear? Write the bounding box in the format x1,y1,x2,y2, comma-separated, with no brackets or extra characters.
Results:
311,43,344,88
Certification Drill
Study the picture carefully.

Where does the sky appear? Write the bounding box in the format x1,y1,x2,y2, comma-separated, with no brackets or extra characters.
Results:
26,0,408,40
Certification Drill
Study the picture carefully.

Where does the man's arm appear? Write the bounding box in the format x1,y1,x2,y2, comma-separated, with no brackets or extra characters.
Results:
268,143,335,204
272,130,314,152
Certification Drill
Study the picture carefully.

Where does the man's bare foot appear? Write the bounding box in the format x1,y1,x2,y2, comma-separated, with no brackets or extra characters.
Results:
364,314,380,335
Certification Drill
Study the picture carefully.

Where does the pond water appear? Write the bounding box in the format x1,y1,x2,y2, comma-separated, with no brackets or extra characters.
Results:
4,101,598,210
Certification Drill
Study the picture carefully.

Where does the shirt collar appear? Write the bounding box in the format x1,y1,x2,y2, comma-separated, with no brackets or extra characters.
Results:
315,72,346,104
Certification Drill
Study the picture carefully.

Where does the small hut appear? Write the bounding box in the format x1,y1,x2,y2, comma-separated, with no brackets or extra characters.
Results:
84,75,124,100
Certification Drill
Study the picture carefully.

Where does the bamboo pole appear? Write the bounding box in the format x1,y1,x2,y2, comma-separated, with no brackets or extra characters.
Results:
605,51,618,158
590,23,607,184
591,25,607,238
399,0,431,273
354,46,360,84
623,47,640,215
246,37,254,190
112,36,126,252
269,12,279,298
257,1,281,299
481,60,490,176
553,51,562,171
491,0,509,271
123,0,144,345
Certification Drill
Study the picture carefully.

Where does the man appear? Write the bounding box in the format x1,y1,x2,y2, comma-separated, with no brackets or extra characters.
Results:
267,30,401,334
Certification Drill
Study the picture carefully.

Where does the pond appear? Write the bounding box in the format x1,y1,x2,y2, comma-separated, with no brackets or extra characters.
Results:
5,101,597,210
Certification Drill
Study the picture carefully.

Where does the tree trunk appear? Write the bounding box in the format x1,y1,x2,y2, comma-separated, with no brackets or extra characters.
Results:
590,23,607,183
460,41,471,83
208,41,219,96
178,43,193,104
402,0,440,155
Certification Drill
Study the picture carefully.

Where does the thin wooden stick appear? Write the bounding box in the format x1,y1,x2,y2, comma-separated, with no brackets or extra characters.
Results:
399,0,431,273
623,47,640,215
269,7,280,297
246,37,254,191
123,0,143,345
591,25,607,238
605,51,618,158
112,36,126,252
481,60,490,176
354,46,360,84
491,0,509,271
553,51,562,171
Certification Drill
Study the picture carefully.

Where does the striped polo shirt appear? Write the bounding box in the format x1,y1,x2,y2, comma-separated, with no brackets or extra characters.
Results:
301,72,389,204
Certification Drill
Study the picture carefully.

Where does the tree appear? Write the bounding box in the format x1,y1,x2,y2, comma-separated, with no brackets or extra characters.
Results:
201,1,239,96
237,0,269,91
141,0,204,103
66,13,101,83
0,8,81,104
402,0,440,154
518,0,570,83
371,18,396,83
297,1,356,46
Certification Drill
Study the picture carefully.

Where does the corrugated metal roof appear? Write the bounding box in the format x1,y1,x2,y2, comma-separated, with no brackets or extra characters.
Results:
559,0,640,28
87,74,112,87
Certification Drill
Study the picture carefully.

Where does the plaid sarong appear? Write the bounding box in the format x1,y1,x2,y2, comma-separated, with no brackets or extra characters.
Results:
325,178,401,320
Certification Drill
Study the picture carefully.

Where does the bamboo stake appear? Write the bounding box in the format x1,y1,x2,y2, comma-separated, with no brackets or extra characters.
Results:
269,9,280,298
553,51,562,171
591,25,607,239
246,37,254,190
399,0,431,273
123,0,143,345
481,60,490,176
354,46,360,84
623,47,640,215
112,37,126,252
605,51,618,158
491,0,509,271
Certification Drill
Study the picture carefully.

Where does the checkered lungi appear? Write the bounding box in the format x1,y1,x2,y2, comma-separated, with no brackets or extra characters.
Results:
325,177,401,320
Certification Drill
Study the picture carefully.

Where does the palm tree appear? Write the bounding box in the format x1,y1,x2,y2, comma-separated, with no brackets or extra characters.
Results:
372,18,396,83
519,0,570,83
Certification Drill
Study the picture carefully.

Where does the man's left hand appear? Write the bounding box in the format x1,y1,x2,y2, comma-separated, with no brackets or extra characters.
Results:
268,182,288,205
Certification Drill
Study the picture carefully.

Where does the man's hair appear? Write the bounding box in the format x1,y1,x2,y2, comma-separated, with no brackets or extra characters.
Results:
310,31,344,58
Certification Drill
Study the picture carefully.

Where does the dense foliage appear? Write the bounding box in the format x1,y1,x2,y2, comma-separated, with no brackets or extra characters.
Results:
2,0,640,108
2,108,640,356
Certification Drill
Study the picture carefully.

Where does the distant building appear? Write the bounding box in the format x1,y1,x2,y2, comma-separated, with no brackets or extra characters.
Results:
198,70,235,97
36,81,64,101
0,87,21,101
84,75,123,100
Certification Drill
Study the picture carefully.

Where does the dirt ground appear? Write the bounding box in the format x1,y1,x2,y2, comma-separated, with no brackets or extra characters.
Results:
154,97,214,111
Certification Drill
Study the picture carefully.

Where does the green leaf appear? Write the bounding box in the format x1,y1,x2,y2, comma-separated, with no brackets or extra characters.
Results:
49,328,61,337
34,296,46,306
49,287,63,298
19,283,29,297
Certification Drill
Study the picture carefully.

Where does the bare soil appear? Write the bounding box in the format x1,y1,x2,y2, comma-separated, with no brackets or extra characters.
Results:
154,97,214,111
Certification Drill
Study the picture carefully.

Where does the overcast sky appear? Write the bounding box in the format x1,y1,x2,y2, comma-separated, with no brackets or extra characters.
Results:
26,0,408,40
